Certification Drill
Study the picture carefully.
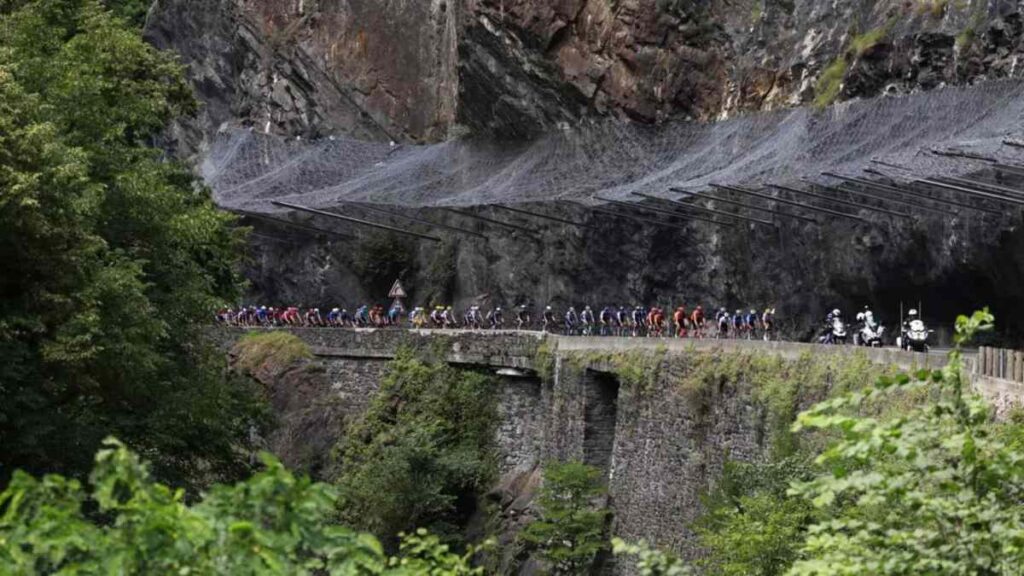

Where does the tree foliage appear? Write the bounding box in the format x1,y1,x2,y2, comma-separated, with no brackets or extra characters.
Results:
0,438,491,575
521,461,609,574
335,353,498,544
696,457,816,576
0,0,255,489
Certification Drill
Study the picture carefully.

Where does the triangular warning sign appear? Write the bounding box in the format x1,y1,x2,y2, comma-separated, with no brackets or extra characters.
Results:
388,279,407,299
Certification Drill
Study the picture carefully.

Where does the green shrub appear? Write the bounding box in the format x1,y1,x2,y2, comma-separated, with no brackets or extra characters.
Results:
521,461,609,574
233,331,313,375
0,438,489,574
335,353,498,544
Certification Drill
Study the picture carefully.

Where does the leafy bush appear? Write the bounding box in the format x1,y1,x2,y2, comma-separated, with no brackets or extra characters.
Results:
612,538,692,576
521,461,609,574
234,331,313,375
788,309,1024,574
0,438,489,574
335,353,498,544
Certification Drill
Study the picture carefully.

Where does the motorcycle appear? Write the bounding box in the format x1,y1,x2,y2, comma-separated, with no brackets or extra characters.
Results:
898,319,932,352
818,317,847,345
854,323,885,347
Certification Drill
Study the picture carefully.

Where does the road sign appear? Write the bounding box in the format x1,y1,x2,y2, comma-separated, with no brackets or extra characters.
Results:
388,279,407,299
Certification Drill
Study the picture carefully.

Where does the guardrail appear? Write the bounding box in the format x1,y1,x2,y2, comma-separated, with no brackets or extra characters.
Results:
978,346,1024,382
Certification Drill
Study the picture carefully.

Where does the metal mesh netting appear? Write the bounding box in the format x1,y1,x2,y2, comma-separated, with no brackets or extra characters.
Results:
203,80,1024,212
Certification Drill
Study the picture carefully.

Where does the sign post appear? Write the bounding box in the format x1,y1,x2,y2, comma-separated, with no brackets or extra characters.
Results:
388,280,407,326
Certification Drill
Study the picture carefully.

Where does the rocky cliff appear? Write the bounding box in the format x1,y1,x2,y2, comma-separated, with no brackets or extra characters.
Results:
148,0,1024,147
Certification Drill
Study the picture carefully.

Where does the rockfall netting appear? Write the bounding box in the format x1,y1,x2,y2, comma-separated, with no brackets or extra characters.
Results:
203,80,1024,212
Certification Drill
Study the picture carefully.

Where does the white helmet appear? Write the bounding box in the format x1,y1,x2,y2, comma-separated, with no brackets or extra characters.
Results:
832,309,841,316
908,309,918,316
856,312,865,321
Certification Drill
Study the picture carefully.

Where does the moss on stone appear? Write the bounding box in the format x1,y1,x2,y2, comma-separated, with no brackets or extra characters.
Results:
233,331,313,375
813,58,848,109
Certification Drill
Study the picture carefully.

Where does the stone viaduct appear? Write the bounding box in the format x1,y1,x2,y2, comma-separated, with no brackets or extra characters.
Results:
218,327,1021,562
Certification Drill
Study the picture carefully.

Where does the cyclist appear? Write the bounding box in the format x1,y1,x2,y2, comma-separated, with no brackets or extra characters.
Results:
487,307,504,329
616,306,629,337
631,306,645,337
516,305,531,330
673,305,688,338
743,309,758,340
564,306,579,335
690,305,705,338
580,306,595,336
542,306,556,333
651,307,666,337
715,308,730,338
761,307,775,341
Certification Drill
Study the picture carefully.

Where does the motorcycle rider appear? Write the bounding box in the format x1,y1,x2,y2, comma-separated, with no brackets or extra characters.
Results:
902,309,920,334
821,309,843,344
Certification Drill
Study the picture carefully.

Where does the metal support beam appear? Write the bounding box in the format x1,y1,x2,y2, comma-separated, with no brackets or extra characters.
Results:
933,175,1024,201
711,183,853,222
271,200,442,242
823,172,962,215
441,207,541,235
490,204,597,230
669,187,811,223
588,205,698,233
826,181,955,216
234,211,356,240
594,196,735,227
869,160,1024,205
631,191,774,226
344,202,486,239
771,183,911,219
867,163,1024,207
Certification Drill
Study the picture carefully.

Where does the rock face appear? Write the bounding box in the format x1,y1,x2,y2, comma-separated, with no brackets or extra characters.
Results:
148,0,1024,146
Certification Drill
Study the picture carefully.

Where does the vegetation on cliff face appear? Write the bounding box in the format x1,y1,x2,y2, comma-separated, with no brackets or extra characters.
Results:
0,438,490,575
334,353,498,546
0,0,257,489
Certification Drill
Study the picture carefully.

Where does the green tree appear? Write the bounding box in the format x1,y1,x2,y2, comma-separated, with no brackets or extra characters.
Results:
521,461,609,574
336,353,498,544
0,438,490,574
787,309,1024,575
0,0,255,489
696,457,815,576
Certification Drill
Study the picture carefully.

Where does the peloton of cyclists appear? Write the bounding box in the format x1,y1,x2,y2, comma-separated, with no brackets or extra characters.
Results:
217,299,779,339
